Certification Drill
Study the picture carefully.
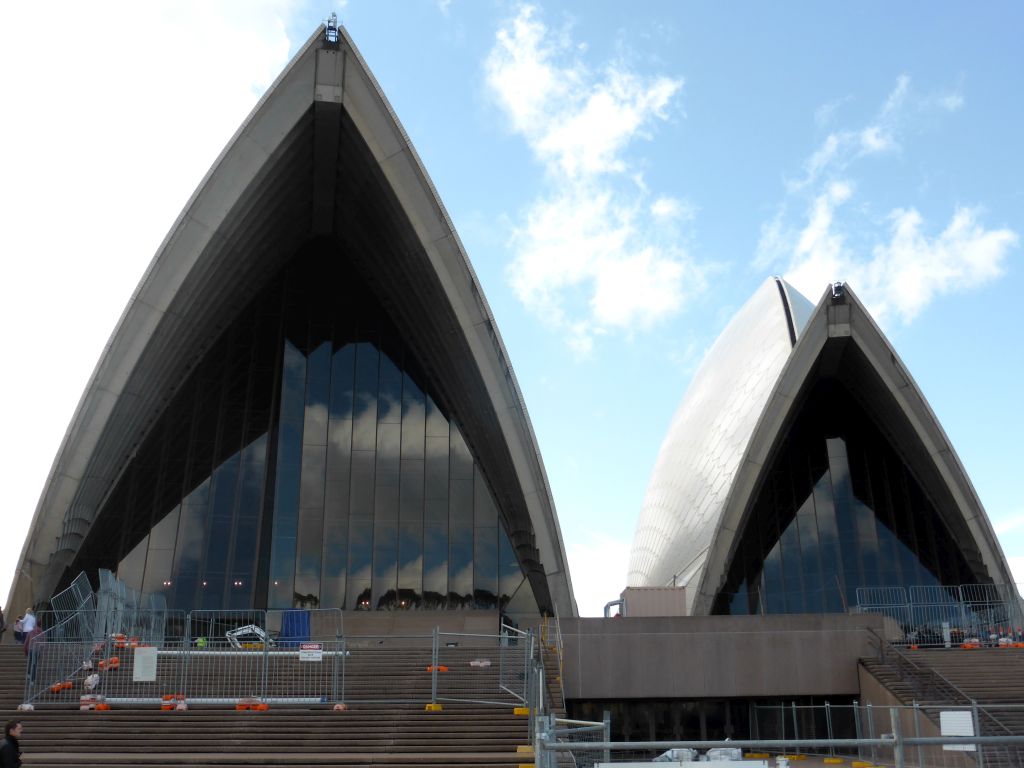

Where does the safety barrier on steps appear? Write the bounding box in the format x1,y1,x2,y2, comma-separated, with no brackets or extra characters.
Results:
857,583,1024,648
22,623,545,712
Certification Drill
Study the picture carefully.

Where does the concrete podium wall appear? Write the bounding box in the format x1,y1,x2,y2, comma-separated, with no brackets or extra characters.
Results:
561,614,889,700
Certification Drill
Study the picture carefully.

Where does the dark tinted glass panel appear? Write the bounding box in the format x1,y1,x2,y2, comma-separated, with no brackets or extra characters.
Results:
423,525,448,609
474,526,497,609
498,525,521,608
450,524,473,607
352,343,379,451
72,246,536,614
268,341,306,608
205,454,239,579
714,380,977,615
229,434,267,603
372,523,398,608
347,519,373,609
397,523,422,608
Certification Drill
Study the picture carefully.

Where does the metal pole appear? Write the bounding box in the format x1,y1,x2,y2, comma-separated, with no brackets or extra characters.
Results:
525,629,533,704
340,636,347,705
825,701,834,758
891,706,905,768
853,699,862,763
973,700,985,768
182,611,192,703
603,709,611,766
430,626,438,705
867,702,877,766
913,701,923,768
261,613,269,703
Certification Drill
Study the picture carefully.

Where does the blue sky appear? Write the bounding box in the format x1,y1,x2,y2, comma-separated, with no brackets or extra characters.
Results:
2,2,1022,616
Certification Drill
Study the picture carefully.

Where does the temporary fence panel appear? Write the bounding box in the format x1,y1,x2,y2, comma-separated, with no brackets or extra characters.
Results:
747,701,1024,768
50,571,95,619
857,586,909,607
25,625,529,711
535,714,610,768
499,627,532,704
341,634,434,704
47,572,99,643
179,642,266,704
263,640,343,704
436,631,523,707
98,642,183,706
908,603,969,646
22,637,102,707
181,611,268,704
857,582,1024,646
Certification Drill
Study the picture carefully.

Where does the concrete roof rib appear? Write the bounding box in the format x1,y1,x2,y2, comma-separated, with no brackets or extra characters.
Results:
693,283,1014,614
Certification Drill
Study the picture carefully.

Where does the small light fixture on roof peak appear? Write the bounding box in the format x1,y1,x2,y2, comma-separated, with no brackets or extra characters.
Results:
325,12,339,44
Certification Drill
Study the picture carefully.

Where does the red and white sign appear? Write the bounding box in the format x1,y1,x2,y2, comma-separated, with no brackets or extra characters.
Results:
299,642,323,662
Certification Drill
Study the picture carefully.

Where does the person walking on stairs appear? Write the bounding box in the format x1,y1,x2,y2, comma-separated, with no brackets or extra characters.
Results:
1,721,22,768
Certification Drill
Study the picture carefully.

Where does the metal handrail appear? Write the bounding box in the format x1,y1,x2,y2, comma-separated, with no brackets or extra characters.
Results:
865,627,1016,740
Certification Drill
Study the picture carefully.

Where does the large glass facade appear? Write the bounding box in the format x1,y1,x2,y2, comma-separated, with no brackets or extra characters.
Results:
68,246,538,613
713,379,977,615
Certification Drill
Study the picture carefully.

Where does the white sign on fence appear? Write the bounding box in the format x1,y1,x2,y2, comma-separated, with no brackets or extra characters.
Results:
299,642,323,662
940,710,976,751
133,646,158,682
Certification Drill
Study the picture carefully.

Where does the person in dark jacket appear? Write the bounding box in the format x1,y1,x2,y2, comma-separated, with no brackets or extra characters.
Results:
1,720,22,768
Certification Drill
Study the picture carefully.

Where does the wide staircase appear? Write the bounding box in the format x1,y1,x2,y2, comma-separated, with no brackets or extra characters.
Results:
861,645,1024,767
0,641,545,767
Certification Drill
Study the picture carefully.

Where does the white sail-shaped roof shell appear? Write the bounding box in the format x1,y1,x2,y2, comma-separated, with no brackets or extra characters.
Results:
628,278,813,598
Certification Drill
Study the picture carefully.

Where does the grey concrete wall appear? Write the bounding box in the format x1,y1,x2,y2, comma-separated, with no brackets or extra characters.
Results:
561,614,889,700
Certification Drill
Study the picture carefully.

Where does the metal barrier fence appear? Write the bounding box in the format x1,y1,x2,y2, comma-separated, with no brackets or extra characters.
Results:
857,583,1024,647
23,620,540,711
433,629,532,707
536,707,1024,768
497,625,531,704
750,701,1024,766
535,714,611,768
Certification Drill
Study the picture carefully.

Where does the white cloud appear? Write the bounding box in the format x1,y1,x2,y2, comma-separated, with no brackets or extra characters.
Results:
864,206,1016,323
567,532,631,616
860,125,896,154
777,190,1016,324
793,75,919,191
0,2,301,604
535,68,679,178
759,74,1015,325
487,5,696,352
1007,557,1024,588
814,95,852,128
650,196,694,221
881,74,911,117
782,182,853,297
